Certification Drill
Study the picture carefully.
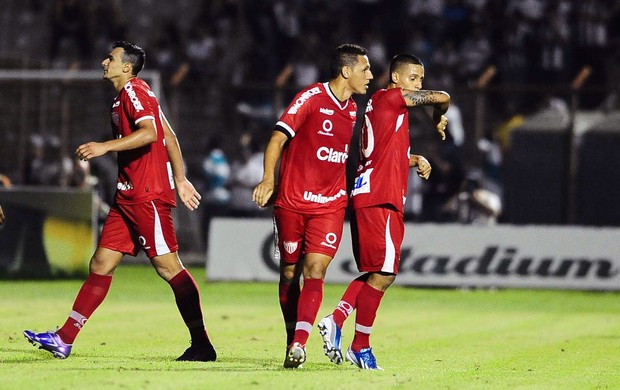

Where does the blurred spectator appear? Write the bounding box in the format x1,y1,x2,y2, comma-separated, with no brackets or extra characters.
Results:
202,137,231,206
49,0,91,68
458,25,492,84
445,102,465,148
454,170,502,225
420,139,465,222
0,173,12,188
228,131,267,218
200,136,231,251
538,0,572,84
151,20,190,95
574,0,610,107
24,134,65,186
274,36,321,112
184,24,219,84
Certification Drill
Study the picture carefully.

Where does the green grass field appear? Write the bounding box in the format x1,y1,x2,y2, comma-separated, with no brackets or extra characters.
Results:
1,265,619,389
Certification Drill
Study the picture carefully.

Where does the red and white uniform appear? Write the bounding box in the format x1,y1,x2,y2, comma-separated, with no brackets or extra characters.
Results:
99,78,178,258
275,82,357,214
273,82,358,262
351,88,410,211
110,78,175,206
350,88,411,273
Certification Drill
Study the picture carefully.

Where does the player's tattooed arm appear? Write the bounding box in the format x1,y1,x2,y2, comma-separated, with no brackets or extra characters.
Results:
402,89,451,140
402,90,450,108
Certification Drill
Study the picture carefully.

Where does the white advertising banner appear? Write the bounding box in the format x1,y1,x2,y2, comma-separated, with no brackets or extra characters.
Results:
207,218,620,291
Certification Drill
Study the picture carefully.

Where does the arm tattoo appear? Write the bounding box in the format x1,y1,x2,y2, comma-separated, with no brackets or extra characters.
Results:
403,90,437,106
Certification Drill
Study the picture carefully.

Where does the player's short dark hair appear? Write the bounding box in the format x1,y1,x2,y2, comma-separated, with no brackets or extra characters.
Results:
113,40,146,75
329,44,368,79
389,54,424,83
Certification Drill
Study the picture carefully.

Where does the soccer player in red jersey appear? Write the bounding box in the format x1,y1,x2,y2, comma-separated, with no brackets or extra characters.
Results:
318,54,450,369
253,44,373,368
24,41,216,362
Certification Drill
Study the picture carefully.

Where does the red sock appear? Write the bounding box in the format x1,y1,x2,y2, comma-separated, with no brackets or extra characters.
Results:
332,277,366,328
351,283,384,351
279,280,300,346
293,278,323,346
168,269,211,346
57,272,112,344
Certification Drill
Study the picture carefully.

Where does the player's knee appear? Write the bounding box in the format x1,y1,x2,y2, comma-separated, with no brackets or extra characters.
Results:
368,272,396,292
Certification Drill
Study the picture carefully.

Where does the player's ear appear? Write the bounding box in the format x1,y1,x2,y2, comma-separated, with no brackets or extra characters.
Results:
341,66,351,79
391,71,398,84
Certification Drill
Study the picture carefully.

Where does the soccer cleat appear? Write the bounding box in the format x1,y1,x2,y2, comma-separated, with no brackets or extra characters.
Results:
346,346,383,370
283,342,306,369
23,330,72,359
318,315,343,365
176,343,217,362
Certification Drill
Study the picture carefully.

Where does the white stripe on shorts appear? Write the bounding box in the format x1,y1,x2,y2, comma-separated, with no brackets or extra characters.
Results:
381,213,396,273
151,201,171,256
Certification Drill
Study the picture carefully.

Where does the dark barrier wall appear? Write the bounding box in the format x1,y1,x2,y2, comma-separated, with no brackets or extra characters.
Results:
504,111,569,224
576,112,620,226
0,187,95,278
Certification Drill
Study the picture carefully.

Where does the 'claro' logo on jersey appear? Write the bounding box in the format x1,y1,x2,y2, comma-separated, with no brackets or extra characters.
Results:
316,145,348,164
124,83,144,112
287,86,321,114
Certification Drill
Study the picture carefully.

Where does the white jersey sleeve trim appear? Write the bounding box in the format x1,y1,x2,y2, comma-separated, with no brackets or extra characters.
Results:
276,121,296,138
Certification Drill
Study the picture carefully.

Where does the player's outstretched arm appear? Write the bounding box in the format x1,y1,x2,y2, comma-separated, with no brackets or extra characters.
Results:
402,89,450,140
160,111,201,211
253,131,287,208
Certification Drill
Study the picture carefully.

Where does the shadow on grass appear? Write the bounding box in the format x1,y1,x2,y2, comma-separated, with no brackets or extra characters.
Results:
5,347,345,372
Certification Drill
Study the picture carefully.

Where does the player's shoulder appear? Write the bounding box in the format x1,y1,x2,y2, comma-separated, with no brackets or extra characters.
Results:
285,83,325,115
373,88,404,106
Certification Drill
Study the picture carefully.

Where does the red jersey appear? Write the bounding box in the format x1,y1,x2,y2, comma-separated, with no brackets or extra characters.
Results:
274,82,358,214
351,88,410,212
110,78,176,206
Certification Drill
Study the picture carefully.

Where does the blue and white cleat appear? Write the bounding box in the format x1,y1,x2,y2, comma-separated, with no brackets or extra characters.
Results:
346,346,383,370
318,315,343,365
24,330,72,359
283,342,306,369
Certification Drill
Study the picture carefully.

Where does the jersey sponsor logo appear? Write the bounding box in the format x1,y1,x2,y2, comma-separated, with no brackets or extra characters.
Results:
283,241,299,254
287,86,321,114
124,83,144,112
303,189,347,204
351,168,373,196
318,119,334,136
316,144,348,163
320,108,334,115
117,181,134,191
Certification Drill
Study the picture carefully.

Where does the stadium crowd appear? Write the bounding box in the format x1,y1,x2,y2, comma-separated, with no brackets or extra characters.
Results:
1,0,619,225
